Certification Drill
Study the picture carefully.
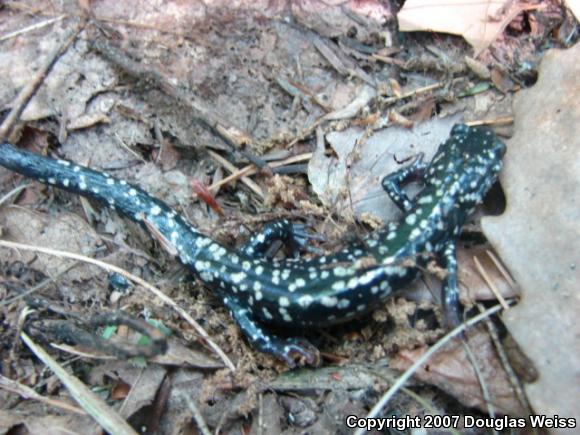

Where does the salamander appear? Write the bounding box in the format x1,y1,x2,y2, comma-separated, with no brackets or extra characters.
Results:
0,124,506,366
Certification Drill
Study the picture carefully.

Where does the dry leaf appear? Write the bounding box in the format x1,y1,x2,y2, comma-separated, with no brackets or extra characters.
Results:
482,43,580,429
391,328,525,415
398,0,533,56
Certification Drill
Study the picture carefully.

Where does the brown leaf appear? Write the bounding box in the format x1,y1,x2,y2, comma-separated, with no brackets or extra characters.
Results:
391,328,525,415
397,0,540,56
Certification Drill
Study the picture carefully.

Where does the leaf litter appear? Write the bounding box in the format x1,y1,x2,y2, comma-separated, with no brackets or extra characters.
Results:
0,0,576,433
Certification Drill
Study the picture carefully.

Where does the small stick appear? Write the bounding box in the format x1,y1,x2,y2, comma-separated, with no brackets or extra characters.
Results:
486,249,517,287
466,116,514,127
0,15,67,42
184,394,212,435
0,183,29,206
207,152,312,192
461,338,497,428
473,255,510,310
207,149,264,198
477,302,533,413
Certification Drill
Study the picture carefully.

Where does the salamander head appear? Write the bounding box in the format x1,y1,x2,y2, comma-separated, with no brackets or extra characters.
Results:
428,124,506,208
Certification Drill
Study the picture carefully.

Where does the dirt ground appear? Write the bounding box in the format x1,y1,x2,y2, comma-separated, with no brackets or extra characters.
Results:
0,1,578,434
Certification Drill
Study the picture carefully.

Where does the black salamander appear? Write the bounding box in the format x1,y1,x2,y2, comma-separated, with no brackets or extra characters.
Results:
0,124,506,366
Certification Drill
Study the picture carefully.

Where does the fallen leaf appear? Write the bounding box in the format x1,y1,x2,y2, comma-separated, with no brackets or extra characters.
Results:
391,328,525,415
308,115,462,223
397,0,534,56
482,43,580,429
89,362,166,419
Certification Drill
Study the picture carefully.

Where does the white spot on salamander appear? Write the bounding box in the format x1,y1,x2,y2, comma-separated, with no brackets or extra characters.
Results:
332,281,345,291
298,295,313,307
320,296,338,307
231,272,246,283
262,307,273,319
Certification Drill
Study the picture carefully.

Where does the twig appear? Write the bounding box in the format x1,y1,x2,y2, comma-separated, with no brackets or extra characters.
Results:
114,132,146,163
50,343,117,360
380,81,445,105
206,150,264,198
21,332,138,435
477,302,533,413
485,249,516,288
207,152,312,193
257,393,264,435
466,117,514,127
0,14,67,42
355,304,505,435
460,338,497,433
285,119,324,149
0,239,235,371
473,255,510,310
183,394,212,435
0,183,29,207
0,19,85,142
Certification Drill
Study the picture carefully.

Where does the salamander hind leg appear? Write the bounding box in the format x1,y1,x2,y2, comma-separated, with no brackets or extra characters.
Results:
223,297,319,367
381,153,428,212
240,219,322,258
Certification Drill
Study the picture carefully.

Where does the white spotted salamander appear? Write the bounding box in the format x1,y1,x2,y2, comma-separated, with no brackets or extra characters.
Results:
0,124,505,366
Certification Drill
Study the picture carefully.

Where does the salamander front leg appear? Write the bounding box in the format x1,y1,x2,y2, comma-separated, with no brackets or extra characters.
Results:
440,241,462,328
240,219,322,258
222,297,319,367
381,153,428,212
